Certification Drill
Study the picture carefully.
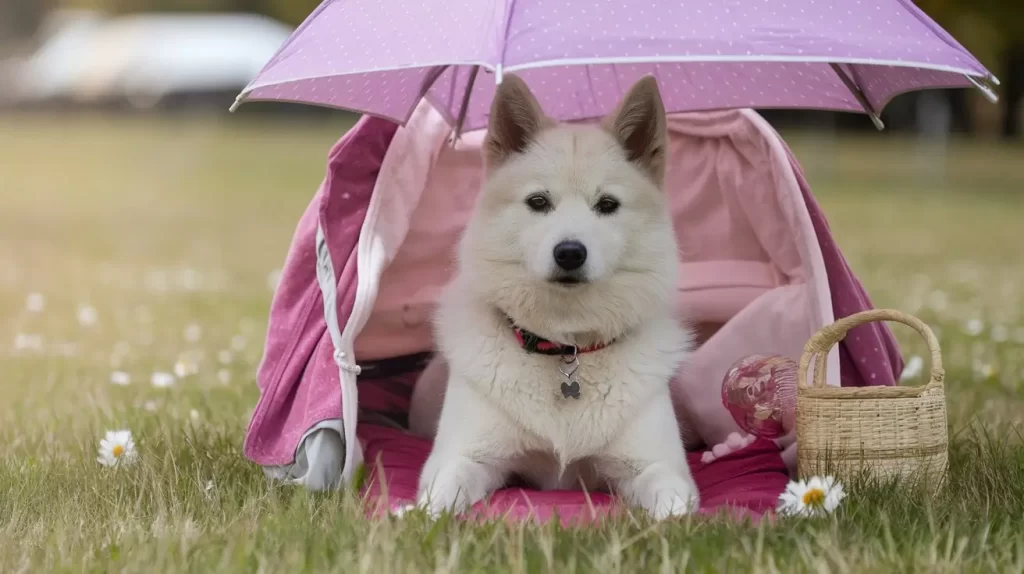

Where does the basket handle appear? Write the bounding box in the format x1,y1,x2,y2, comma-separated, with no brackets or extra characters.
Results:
798,309,944,395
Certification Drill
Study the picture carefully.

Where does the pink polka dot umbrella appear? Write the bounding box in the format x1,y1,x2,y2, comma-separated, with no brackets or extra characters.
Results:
231,0,998,132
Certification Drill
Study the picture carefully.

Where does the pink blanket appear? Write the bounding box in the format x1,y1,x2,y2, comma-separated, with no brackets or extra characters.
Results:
359,423,788,523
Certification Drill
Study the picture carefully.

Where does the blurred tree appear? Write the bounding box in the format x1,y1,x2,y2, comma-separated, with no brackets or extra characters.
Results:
916,0,1024,137
976,0,1024,138
262,0,321,26
0,0,51,45
62,0,321,26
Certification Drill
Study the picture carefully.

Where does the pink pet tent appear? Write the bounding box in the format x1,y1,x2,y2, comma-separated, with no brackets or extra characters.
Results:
244,102,903,521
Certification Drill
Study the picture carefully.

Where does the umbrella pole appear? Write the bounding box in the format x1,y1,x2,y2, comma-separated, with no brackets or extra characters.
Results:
451,65,480,145
830,63,885,131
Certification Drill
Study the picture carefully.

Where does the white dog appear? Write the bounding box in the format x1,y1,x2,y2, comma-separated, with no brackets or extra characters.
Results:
414,74,698,520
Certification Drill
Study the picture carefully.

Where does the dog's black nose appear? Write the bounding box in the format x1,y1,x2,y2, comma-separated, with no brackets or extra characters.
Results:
553,240,587,271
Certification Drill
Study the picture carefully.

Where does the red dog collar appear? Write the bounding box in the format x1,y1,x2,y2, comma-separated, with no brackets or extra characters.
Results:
510,322,612,356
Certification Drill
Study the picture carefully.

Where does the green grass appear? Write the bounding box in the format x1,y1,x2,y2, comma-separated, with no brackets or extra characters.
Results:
2,113,1024,573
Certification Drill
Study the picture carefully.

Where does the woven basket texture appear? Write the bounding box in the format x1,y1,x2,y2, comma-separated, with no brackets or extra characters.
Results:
796,309,948,483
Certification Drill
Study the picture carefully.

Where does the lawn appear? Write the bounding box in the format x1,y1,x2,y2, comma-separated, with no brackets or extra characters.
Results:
1,113,1023,573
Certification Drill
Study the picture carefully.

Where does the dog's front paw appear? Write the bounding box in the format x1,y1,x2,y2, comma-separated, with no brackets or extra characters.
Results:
628,471,700,520
416,483,470,520
416,459,498,519
646,488,700,520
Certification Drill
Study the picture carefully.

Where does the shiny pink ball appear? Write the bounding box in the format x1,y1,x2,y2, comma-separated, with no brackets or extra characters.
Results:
721,354,798,439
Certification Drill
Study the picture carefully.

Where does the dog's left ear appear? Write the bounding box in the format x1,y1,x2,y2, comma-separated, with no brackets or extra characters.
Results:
603,75,668,185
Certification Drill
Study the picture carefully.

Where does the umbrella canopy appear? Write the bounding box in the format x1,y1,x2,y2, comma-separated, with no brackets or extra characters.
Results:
231,0,998,131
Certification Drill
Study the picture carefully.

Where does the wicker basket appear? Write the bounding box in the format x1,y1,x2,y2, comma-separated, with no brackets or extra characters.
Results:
796,309,948,484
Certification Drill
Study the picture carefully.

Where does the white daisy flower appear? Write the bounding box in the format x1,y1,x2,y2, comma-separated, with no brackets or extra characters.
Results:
230,335,247,351
390,503,417,518
110,371,131,386
777,475,845,517
217,369,232,385
184,323,202,343
189,409,200,422
14,333,43,352
217,350,233,365
964,318,984,337
26,292,45,313
973,361,997,380
151,371,176,388
177,354,201,377
173,360,190,379
77,304,98,327
266,268,282,292
143,400,159,412
899,355,924,381
96,429,138,467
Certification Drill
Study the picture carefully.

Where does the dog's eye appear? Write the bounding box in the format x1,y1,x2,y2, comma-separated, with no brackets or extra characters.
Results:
594,196,621,215
525,193,552,213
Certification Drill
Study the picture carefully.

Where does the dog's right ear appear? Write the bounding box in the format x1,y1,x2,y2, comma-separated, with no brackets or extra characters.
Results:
485,74,549,168
603,75,668,185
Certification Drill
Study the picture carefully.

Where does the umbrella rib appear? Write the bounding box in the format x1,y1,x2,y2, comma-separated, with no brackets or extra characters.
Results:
504,55,988,78
829,63,885,130
496,0,520,85
397,65,452,125
451,65,481,144
416,65,450,105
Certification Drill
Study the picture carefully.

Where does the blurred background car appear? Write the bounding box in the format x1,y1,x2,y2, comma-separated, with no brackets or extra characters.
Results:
3,9,293,111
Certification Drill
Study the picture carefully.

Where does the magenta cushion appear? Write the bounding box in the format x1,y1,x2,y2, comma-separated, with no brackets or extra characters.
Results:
359,424,788,524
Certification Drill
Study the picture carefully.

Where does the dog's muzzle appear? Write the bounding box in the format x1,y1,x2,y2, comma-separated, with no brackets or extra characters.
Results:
550,271,586,285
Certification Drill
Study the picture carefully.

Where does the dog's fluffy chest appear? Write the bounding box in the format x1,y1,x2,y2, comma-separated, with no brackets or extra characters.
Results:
484,348,645,456
440,305,687,463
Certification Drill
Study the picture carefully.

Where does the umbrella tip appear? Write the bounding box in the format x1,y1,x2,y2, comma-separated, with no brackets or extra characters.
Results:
229,98,242,113
966,75,999,104
869,114,885,131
